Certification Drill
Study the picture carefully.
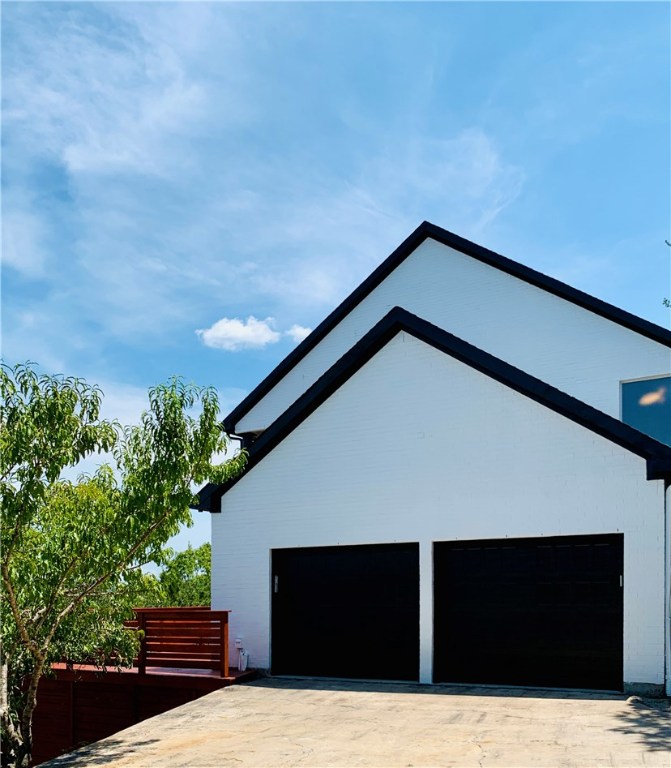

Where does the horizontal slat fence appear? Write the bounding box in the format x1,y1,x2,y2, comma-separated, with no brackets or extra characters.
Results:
31,608,244,765
132,607,230,677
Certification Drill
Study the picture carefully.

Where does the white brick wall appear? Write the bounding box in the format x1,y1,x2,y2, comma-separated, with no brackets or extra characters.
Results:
237,239,670,432
213,333,666,687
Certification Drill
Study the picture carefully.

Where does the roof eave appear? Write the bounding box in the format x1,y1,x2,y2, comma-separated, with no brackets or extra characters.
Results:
223,221,671,433
211,308,671,508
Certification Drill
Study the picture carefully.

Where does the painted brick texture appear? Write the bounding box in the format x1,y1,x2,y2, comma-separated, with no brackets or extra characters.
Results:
213,333,666,687
237,239,670,432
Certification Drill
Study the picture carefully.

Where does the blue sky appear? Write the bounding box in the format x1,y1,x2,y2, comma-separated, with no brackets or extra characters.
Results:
2,1,670,551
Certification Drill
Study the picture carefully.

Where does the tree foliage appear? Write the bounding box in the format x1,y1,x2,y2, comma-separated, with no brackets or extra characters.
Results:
155,543,212,607
130,544,212,609
0,363,245,767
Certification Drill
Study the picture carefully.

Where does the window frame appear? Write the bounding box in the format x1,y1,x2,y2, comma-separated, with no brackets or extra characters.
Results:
619,372,671,443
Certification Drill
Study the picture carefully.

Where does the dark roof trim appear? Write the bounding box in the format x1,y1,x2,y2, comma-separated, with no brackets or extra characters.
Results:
224,221,671,432
204,307,671,510
189,482,218,512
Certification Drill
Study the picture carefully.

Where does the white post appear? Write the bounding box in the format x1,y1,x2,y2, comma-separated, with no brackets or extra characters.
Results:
419,539,433,684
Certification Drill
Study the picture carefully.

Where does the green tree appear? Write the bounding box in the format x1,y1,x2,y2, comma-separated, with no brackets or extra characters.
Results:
156,543,212,607
0,364,245,767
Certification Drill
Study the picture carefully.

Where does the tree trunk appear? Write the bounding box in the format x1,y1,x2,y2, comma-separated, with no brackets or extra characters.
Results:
0,655,23,767
14,659,44,768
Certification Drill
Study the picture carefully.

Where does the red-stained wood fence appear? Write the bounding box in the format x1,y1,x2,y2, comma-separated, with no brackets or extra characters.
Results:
130,607,230,677
31,665,253,766
31,608,247,765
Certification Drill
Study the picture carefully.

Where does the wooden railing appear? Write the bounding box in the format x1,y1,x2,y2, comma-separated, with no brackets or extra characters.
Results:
129,607,231,677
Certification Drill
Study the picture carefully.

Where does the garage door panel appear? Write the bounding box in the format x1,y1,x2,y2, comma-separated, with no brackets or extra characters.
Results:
272,543,419,681
434,534,623,690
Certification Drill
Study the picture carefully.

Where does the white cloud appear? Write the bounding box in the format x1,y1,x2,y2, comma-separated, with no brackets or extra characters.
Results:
286,324,312,343
2,209,48,277
3,4,208,179
2,3,527,370
196,318,315,351
195,316,281,351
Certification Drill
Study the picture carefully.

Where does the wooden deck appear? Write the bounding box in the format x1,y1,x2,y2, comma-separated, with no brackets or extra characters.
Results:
32,608,254,766
48,661,256,686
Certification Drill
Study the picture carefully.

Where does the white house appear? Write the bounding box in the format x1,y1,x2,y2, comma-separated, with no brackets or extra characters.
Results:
204,222,671,694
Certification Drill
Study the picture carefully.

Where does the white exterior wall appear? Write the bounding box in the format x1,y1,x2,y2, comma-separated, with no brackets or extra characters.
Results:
214,333,667,687
237,239,670,432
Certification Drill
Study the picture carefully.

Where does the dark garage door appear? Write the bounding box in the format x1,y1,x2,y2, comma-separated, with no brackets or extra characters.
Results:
434,534,623,690
272,543,419,680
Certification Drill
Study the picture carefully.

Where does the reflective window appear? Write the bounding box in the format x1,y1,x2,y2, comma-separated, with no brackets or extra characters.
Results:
621,375,671,446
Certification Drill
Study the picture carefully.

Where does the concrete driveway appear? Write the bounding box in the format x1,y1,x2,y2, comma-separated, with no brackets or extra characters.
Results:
43,677,670,768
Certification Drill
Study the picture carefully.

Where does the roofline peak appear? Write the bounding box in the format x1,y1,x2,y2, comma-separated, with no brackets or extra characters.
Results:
224,223,671,433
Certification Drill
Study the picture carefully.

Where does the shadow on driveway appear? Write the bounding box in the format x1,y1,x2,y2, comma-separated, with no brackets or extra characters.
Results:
246,674,628,701
40,739,160,767
39,677,669,768
610,696,671,752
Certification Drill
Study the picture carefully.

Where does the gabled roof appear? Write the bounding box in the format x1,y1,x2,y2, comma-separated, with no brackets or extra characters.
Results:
224,221,671,433
189,482,218,511
202,308,671,511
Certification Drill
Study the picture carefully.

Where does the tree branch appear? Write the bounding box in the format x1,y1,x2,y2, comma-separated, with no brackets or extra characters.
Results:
1,564,39,657
43,503,180,650
33,552,84,633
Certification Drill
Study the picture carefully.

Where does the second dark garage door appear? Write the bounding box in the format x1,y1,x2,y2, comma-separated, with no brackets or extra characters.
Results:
271,543,419,681
434,534,624,690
